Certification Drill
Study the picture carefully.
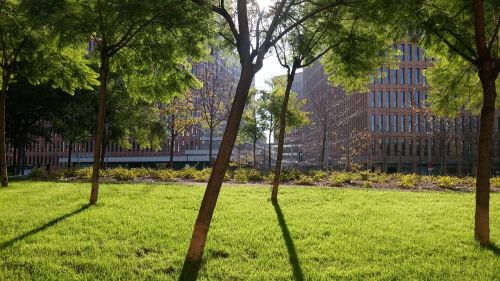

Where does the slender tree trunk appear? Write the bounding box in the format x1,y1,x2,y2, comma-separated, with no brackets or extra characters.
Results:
208,126,213,167
473,0,497,246
169,131,175,169
272,67,296,202
19,146,25,176
182,63,254,270
100,140,108,169
12,146,17,176
67,140,73,169
15,145,22,176
268,126,272,169
0,69,10,186
320,126,326,170
253,138,256,168
89,54,109,205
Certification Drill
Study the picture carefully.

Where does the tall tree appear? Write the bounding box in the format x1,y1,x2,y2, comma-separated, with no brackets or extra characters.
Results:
182,0,348,275
0,1,97,186
391,0,500,246
164,93,198,169
239,89,265,167
41,0,210,204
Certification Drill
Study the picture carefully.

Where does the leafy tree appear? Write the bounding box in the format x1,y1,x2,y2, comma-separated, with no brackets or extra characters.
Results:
183,0,348,273
164,93,199,169
52,90,96,169
239,89,265,167
0,1,97,186
5,77,58,175
389,0,500,246
39,0,211,204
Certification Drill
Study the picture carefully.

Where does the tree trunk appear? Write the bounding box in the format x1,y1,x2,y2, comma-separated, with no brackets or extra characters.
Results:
67,140,73,169
15,145,22,176
169,131,175,169
253,138,256,168
320,126,326,170
473,0,497,246
208,126,213,167
89,54,109,205
182,63,255,271
268,127,272,170
272,66,296,202
12,146,17,176
100,140,108,169
0,69,10,186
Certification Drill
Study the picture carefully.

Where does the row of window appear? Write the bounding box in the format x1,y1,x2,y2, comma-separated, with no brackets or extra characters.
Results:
371,67,426,85
370,91,427,109
373,138,474,158
370,114,479,133
397,44,426,62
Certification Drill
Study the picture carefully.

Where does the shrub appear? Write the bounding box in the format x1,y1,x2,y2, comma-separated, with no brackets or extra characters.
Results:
399,174,419,189
132,168,152,178
74,167,93,181
193,168,212,182
179,167,198,180
311,170,327,182
105,167,138,181
246,169,263,182
281,170,301,182
434,176,460,189
362,181,372,188
371,173,391,183
234,169,248,183
47,169,65,180
360,171,370,181
329,172,353,187
28,168,46,179
490,177,500,188
294,175,315,186
154,169,176,182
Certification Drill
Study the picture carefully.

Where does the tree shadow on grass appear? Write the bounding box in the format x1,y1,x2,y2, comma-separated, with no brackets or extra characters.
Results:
0,204,90,250
178,259,202,281
273,200,304,281
485,242,500,256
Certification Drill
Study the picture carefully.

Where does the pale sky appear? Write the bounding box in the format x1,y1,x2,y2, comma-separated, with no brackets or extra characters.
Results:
255,54,286,90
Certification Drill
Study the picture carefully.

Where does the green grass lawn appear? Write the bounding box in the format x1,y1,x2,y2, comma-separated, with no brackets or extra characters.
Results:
0,181,499,280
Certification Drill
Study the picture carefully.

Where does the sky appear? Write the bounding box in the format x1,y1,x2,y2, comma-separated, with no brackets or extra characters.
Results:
254,54,286,90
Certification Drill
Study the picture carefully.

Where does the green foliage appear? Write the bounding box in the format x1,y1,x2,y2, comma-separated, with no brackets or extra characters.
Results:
360,171,370,181
179,167,198,180
74,167,93,181
103,167,138,181
490,177,500,188
399,174,419,189
28,168,46,179
234,169,249,183
371,173,391,184
434,176,460,189
153,169,176,182
280,170,302,183
193,168,212,182
329,172,354,187
294,175,315,186
311,170,327,182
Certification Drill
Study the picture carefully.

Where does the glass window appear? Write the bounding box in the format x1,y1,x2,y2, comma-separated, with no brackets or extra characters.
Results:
393,115,398,132
386,139,391,156
378,91,383,108
401,115,406,132
423,68,427,85
416,47,420,61
401,91,405,108
378,67,383,84
378,115,383,132
386,115,390,132
371,115,376,132
394,139,398,155
409,139,413,156
408,68,413,84
386,68,391,84
401,44,405,61
408,115,412,132
393,91,398,108
416,68,420,84
401,67,405,84
370,75,375,84
393,69,398,84
402,139,406,156
415,91,420,108
408,91,413,108
408,44,412,61
370,91,375,108
386,91,390,108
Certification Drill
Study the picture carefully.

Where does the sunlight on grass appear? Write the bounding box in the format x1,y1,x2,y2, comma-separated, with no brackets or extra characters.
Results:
0,181,499,280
